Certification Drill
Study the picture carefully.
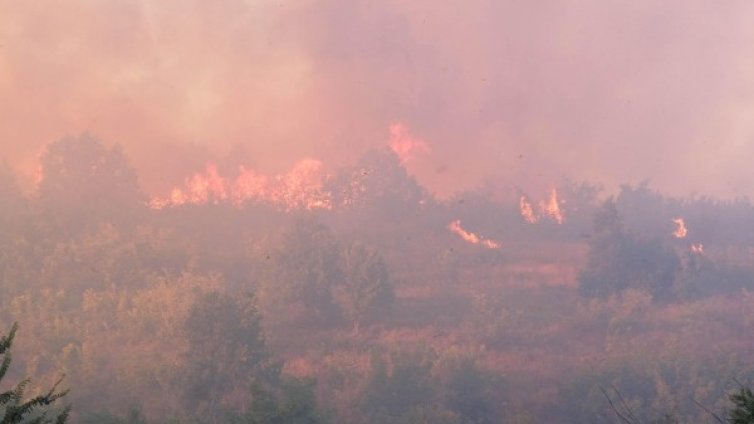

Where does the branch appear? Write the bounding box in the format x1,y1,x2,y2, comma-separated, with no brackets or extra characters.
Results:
611,384,641,423
691,397,725,424
600,386,635,424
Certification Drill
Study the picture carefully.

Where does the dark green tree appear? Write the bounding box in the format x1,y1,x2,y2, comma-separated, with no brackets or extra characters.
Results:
360,349,435,422
728,386,754,424
0,323,70,424
183,291,328,424
436,356,502,424
233,377,326,424
183,291,271,423
0,163,26,233
336,243,394,332
580,199,680,300
36,134,143,233
269,220,343,324
327,148,427,218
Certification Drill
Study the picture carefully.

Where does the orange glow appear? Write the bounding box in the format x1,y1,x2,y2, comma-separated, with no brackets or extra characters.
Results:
539,188,564,224
33,164,44,188
389,123,430,164
150,159,332,211
448,219,500,249
519,196,538,224
672,218,688,238
691,243,704,254
519,189,565,225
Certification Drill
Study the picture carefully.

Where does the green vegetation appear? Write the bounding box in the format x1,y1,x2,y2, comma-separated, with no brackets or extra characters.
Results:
3,136,754,422
0,323,70,424
729,386,754,424
579,199,680,300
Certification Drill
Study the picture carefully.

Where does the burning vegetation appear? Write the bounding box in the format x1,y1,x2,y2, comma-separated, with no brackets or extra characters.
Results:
6,1,754,422
149,159,332,211
673,217,688,238
447,219,501,249
3,134,754,424
519,189,565,225
149,124,433,213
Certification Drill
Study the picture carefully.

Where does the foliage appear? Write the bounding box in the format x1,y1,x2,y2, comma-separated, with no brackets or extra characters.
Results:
183,291,272,421
336,243,394,331
6,136,754,423
263,220,394,329
36,134,143,233
233,377,326,424
327,148,427,218
359,349,436,422
0,163,26,232
0,323,70,424
580,199,680,300
358,347,503,424
266,219,344,324
677,252,754,299
182,290,330,423
434,351,503,424
728,385,754,424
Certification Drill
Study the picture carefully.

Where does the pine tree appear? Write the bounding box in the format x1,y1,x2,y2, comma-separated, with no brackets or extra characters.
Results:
728,386,754,424
0,323,70,424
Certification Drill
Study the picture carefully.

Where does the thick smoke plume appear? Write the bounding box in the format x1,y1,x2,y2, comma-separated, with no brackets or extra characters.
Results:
2,1,754,198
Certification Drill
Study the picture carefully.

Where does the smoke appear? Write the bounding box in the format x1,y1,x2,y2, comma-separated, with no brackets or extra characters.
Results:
2,0,754,197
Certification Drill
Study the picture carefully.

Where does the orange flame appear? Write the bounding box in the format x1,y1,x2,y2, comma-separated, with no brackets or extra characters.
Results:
520,189,565,224
33,164,44,187
540,188,564,224
672,218,688,238
150,159,332,211
389,123,430,163
448,220,500,249
691,243,703,254
519,196,538,224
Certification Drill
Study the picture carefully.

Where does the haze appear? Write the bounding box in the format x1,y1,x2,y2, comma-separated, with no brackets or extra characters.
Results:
2,1,754,197
4,2,754,424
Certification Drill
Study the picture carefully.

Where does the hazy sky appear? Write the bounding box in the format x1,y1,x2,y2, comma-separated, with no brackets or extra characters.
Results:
2,0,754,197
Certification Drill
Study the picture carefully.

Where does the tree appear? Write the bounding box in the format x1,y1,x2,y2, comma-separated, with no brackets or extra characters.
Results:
0,163,26,233
234,377,327,424
580,199,680,300
360,349,435,422
35,134,143,232
327,148,427,217
324,148,435,249
728,386,754,424
183,290,329,424
183,291,272,423
435,354,502,424
267,220,343,324
336,243,394,332
0,323,70,423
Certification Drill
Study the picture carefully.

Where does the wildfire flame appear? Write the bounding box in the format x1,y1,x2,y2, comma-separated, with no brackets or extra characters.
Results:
672,218,688,238
150,159,332,211
152,123,431,211
389,123,430,164
519,189,565,224
33,164,44,187
691,243,704,254
448,220,500,249
540,189,564,224
519,196,538,224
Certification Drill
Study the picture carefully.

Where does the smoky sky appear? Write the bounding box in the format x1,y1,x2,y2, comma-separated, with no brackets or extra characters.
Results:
1,0,754,197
